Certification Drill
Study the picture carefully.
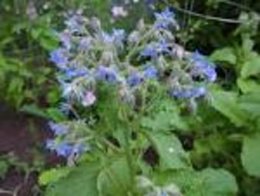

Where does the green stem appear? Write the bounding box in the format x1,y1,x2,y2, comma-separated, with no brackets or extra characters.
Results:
121,106,136,194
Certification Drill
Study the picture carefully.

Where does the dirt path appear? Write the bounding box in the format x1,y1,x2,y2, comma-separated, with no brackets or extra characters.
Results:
0,103,62,196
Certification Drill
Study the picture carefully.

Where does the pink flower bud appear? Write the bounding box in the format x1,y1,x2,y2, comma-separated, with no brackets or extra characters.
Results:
82,91,96,106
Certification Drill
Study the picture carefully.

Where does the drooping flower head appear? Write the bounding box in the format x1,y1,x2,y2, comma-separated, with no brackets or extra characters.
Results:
46,139,88,158
190,51,217,82
50,48,69,68
154,8,176,29
127,72,144,87
79,37,92,51
63,67,89,80
96,65,118,83
101,29,125,47
170,86,206,99
49,122,69,136
141,39,170,58
143,65,158,79
65,11,87,33
59,30,72,49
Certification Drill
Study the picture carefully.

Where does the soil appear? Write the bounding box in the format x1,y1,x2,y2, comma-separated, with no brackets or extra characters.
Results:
0,103,63,196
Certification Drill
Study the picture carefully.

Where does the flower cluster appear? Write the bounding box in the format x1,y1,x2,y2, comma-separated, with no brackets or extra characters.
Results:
47,8,217,158
46,121,91,158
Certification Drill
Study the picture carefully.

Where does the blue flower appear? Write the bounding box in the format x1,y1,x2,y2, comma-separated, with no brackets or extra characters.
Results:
46,139,73,157
127,72,143,87
96,65,118,83
46,139,89,158
79,37,92,51
64,67,88,79
101,32,114,44
48,122,69,136
59,31,72,49
112,29,125,44
46,139,56,150
141,40,170,58
50,48,69,68
154,8,175,29
101,29,125,47
65,13,86,33
72,143,89,155
191,51,217,82
55,142,73,157
141,44,158,58
170,86,206,99
143,65,158,79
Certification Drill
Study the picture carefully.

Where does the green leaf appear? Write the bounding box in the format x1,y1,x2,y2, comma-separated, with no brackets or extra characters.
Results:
46,108,66,121
45,162,101,196
210,90,249,126
242,38,254,54
241,133,260,177
20,104,48,118
241,56,260,79
199,168,238,196
97,158,132,196
141,111,188,132
154,168,237,196
237,78,260,94
147,132,190,170
210,48,236,65
39,168,71,186
239,93,260,118
153,169,200,196
47,89,60,105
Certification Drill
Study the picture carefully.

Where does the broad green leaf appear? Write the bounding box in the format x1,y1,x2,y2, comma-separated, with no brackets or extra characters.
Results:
147,132,190,170
241,56,260,79
39,168,71,186
154,168,237,196
242,38,254,54
191,133,232,165
97,158,132,196
210,47,237,65
237,78,260,94
241,133,260,177
45,162,101,196
199,168,238,196
239,93,260,118
141,111,188,132
153,169,201,196
210,90,249,126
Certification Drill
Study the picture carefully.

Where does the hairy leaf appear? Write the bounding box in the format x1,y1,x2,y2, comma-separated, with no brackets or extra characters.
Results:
241,133,260,177
210,47,237,65
147,132,190,170
97,158,132,196
241,56,260,79
210,90,249,126
154,168,238,196
45,162,101,196
39,168,71,186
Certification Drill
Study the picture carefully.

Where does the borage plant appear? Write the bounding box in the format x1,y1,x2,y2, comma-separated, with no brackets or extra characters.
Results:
41,8,238,196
